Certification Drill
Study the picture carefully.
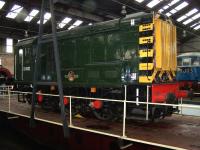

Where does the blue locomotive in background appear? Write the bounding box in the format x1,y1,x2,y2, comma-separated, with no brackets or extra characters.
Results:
177,52,200,92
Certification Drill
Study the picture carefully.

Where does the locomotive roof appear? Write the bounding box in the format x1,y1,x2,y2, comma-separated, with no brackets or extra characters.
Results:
16,12,151,47
178,52,200,58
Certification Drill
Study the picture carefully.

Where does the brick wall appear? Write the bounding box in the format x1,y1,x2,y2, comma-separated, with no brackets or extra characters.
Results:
0,38,15,74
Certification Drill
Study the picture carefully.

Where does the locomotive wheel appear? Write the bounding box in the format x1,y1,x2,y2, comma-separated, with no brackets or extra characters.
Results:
26,94,32,104
93,102,118,121
151,107,162,122
65,99,84,117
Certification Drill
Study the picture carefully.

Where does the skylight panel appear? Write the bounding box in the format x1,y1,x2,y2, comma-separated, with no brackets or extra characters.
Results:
73,20,83,26
159,9,164,13
58,23,66,29
158,0,180,13
68,20,83,30
6,38,13,53
170,9,177,14
44,12,51,20
166,12,172,17
163,5,169,10
68,25,75,30
58,17,72,29
0,1,5,9
192,13,200,20
24,9,39,22
147,0,163,8
166,1,188,17
183,19,193,25
177,9,198,22
181,13,200,25
134,0,144,3
190,22,199,28
177,15,187,22
175,1,188,11
62,17,72,24
37,12,51,24
186,8,198,16
194,24,200,30
168,0,180,6
6,4,23,19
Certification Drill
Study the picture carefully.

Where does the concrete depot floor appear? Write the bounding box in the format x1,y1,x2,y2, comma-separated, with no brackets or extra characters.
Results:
0,95,200,150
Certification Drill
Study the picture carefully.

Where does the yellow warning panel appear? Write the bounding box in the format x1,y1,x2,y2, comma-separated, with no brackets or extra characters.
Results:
139,49,154,57
139,76,153,83
139,70,157,83
139,23,153,32
139,36,154,44
154,19,177,71
139,63,154,70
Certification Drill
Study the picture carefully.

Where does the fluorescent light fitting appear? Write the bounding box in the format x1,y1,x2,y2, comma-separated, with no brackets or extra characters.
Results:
88,23,93,26
183,19,193,25
177,15,187,22
147,0,163,8
6,4,23,19
0,1,5,9
175,2,188,11
73,20,83,26
134,0,144,3
24,9,39,22
194,24,200,30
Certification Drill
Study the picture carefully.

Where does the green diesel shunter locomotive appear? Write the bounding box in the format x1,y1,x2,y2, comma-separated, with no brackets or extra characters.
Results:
15,12,186,120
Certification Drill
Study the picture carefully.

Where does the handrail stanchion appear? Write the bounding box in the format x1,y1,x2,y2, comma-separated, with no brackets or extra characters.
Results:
8,87,11,112
136,88,139,106
122,85,127,137
181,97,183,115
69,96,72,126
146,86,149,121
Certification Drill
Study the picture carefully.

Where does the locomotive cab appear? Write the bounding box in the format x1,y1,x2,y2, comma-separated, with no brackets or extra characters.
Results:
177,52,200,92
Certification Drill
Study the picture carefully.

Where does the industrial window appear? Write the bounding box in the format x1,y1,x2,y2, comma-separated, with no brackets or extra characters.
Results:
6,38,13,53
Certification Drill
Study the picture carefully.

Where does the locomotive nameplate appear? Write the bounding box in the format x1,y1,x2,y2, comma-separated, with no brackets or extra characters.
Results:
23,66,31,71
65,71,79,81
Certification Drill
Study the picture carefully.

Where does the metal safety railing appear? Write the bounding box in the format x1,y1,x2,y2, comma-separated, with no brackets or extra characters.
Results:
0,85,200,149
0,86,13,96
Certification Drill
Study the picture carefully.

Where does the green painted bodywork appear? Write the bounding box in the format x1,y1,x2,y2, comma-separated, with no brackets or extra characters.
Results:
15,12,153,87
